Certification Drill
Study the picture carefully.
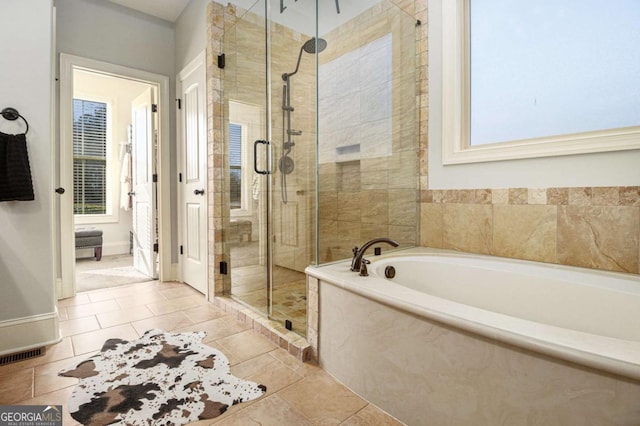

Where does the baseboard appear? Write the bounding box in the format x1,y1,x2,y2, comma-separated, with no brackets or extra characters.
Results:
102,241,131,256
0,311,61,356
76,241,130,258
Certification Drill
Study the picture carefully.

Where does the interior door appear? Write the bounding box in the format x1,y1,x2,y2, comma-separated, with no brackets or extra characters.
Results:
131,87,157,278
178,53,208,294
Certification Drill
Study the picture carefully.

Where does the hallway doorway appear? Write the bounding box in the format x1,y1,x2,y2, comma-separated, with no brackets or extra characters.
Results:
58,54,171,298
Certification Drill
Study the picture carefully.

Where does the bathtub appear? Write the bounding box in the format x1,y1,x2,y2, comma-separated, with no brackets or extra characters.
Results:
306,247,640,425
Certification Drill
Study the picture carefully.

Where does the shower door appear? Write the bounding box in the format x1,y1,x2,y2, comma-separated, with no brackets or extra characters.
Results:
223,0,317,336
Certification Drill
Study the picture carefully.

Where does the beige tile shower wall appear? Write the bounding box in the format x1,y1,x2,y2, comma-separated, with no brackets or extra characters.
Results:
317,1,419,263
414,1,640,275
207,1,227,297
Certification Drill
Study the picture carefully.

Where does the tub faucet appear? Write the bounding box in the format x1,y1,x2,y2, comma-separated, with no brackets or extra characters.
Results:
350,238,400,272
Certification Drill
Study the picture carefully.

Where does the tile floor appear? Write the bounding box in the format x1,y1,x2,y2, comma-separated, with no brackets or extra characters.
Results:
231,241,308,336
0,280,402,425
75,254,152,292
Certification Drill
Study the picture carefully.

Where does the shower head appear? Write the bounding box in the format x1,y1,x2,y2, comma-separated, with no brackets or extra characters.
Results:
282,37,328,81
302,37,327,54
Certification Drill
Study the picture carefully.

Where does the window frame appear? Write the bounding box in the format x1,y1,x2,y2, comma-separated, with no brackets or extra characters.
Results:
72,92,118,225
228,100,262,219
228,120,253,218
441,0,640,165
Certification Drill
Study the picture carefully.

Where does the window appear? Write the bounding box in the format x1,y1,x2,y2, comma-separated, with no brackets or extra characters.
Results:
229,122,243,210
228,101,261,215
441,0,640,164
73,99,109,215
228,121,252,216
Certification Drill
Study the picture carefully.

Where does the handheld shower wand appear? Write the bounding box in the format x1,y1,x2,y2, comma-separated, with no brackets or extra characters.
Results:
279,37,327,204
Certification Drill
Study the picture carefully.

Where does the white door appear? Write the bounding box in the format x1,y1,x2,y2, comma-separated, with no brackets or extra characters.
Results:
178,53,207,294
131,87,158,278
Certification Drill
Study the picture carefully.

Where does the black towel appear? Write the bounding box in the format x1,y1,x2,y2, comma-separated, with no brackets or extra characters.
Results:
0,131,35,201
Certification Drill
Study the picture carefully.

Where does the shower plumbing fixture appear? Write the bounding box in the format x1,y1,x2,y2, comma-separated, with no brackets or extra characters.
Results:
350,238,400,273
279,37,327,204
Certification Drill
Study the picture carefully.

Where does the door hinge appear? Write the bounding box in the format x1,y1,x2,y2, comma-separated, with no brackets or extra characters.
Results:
217,53,225,69
176,98,181,109
151,104,158,113
153,243,159,253
179,173,182,183
180,245,183,255
152,174,158,183
219,261,228,275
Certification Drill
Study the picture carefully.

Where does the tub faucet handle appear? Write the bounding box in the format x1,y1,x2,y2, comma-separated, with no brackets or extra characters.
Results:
350,237,399,272
359,258,370,277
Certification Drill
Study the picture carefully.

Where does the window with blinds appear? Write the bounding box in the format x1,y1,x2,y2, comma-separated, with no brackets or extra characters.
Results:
229,122,242,210
73,99,108,215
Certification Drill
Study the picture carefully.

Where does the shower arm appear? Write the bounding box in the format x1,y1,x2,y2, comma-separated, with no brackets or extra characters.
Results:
282,46,305,81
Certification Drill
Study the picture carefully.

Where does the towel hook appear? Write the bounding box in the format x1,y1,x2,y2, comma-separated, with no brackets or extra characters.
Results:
1,107,29,134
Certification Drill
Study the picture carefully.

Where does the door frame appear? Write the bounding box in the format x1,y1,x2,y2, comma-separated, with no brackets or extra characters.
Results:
176,50,208,296
58,53,171,299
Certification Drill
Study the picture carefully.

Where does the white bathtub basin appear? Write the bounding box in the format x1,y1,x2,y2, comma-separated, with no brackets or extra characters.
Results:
308,247,640,380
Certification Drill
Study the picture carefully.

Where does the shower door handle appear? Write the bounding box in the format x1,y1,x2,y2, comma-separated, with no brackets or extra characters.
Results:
253,139,271,175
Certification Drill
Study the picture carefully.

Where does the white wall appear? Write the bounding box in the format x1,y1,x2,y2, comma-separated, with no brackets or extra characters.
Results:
0,0,59,352
176,0,209,70
74,71,151,256
55,0,179,261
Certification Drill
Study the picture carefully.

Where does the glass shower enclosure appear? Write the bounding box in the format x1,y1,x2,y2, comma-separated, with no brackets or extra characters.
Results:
222,0,418,337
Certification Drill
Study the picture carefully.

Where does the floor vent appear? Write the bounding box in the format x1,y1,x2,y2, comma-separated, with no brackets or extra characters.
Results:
0,347,45,366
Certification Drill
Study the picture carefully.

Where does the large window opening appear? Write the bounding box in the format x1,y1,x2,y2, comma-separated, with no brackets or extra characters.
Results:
440,0,640,164
469,0,640,147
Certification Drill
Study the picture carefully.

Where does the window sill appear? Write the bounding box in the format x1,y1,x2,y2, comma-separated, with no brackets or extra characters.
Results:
443,127,640,165
75,214,119,225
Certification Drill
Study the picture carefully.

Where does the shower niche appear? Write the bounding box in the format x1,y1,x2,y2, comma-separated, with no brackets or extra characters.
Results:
220,0,418,337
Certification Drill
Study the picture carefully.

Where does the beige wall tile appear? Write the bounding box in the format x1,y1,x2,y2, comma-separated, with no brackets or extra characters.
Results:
620,186,640,206
493,205,557,263
361,191,389,224
509,188,528,205
546,187,568,205
592,187,620,206
558,206,640,273
442,204,492,254
527,188,547,205
420,202,443,248
568,187,592,205
388,189,418,227
492,189,509,205
388,224,418,246
475,189,492,204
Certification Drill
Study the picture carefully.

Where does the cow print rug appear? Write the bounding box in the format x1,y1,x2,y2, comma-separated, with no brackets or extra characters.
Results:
59,329,266,425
